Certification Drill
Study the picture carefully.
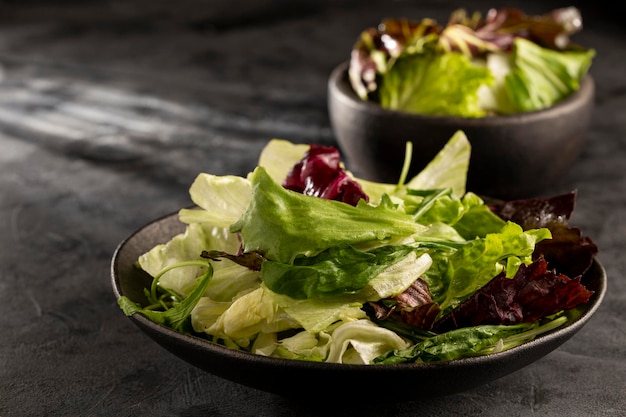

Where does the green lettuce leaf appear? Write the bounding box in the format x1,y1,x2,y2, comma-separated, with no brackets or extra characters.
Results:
499,38,595,113
374,314,568,363
268,252,432,333
256,138,310,183
178,173,251,227
325,319,411,364
424,221,552,311
191,286,298,342
261,244,419,299
378,51,494,117
230,166,426,264
404,130,470,197
138,222,240,297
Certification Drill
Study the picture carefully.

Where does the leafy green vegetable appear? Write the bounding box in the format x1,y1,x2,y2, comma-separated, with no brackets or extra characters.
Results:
118,260,214,332
119,132,595,365
373,314,568,363
349,7,595,116
261,244,419,299
178,174,252,227
379,50,494,117
427,222,551,312
230,166,426,264
500,38,595,113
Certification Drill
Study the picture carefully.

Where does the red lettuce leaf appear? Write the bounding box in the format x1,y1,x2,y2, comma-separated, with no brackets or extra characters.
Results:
488,190,599,278
369,278,441,331
282,144,368,206
432,257,594,333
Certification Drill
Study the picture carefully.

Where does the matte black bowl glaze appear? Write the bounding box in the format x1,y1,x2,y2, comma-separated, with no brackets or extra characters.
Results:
328,61,595,200
111,212,606,401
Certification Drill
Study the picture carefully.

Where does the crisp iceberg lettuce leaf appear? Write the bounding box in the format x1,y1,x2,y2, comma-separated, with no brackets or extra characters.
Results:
325,319,411,364
273,329,330,362
231,166,426,264
138,222,240,296
192,286,299,342
202,264,261,302
270,318,412,365
271,293,367,335
178,173,251,227
256,138,310,183
360,252,432,300
378,51,494,117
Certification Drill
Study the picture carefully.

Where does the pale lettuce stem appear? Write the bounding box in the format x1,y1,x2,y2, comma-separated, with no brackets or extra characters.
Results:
396,141,413,189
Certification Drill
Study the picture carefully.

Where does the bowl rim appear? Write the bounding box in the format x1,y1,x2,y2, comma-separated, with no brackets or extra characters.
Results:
111,210,607,372
328,60,595,124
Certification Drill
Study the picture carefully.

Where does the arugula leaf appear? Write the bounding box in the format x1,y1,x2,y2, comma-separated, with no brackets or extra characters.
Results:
118,261,214,332
373,315,568,363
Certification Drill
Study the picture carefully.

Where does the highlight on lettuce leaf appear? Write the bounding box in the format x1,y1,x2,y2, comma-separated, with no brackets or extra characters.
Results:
120,133,598,365
349,6,595,116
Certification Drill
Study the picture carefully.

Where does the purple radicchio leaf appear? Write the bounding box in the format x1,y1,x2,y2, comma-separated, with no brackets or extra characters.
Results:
282,144,369,206
439,6,585,57
488,190,599,278
369,278,441,331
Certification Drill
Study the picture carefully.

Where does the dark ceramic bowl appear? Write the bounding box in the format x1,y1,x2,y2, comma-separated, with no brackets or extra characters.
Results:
327,61,595,200
111,211,606,401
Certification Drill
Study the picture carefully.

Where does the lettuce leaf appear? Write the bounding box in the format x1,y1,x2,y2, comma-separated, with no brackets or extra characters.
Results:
348,8,594,116
325,319,411,364
405,130,470,197
374,314,568,363
191,286,298,343
138,222,241,297
261,244,419,299
178,173,252,227
230,166,426,264
423,222,552,312
378,51,494,117
268,252,432,333
499,38,595,113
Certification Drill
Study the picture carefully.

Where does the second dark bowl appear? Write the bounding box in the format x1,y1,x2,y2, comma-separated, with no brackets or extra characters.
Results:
328,61,595,200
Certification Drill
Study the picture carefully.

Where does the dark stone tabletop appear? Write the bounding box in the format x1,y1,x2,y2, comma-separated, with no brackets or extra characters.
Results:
0,1,624,416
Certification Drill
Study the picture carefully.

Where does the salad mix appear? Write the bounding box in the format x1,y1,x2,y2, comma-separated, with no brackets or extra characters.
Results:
349,7,595,117
118,131,598,364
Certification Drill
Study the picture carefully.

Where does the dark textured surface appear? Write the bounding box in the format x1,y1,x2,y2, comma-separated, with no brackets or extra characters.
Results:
0,1,624,416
